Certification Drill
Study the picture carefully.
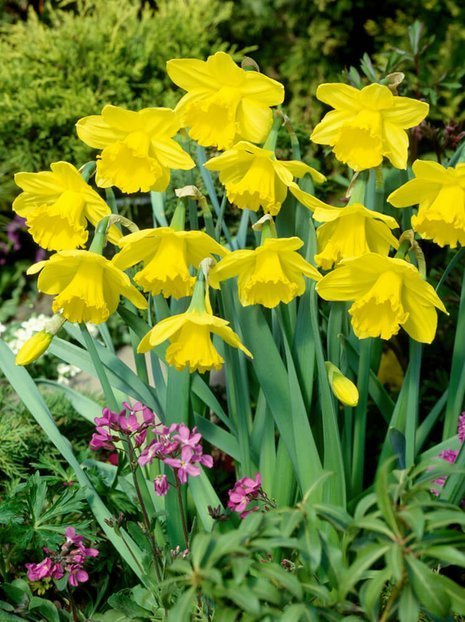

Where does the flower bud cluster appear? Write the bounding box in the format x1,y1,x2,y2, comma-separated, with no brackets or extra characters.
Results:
227,473,263,518
26,527,98,587
139,423,213,491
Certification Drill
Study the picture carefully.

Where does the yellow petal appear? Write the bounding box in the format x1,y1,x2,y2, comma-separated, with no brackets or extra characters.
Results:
166,58,219,91
401,288,438,344
205,51,244,86
236,98,273,144
277,160,326,184
383,97,429,128
151,138,195,170
316,83,361,111
382,121,409,169
14,170,64,197
310,110,354,145
359,84,394,110
76,114,125,149
316,254,390,301
138,315,187,353
388,179,441,207
209,250,255,288
102,105,143,132
242,71,284,106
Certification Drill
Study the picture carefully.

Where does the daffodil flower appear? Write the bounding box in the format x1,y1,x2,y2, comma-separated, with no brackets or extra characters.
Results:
311,83,428,171
210,237,321,308
138,280,251,372
316,253,446,343
305,199,399,269
13,162,119,251
204,141,325,215
388,160,465,248
27,250,147,324
76,105,194,194
112,228,228,299
167,51,284,150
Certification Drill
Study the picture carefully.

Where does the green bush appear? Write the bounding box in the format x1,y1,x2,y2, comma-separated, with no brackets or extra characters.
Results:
0,0,233,208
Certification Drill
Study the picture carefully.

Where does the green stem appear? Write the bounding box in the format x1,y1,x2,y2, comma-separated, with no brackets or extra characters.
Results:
215,194,228,242
176,479,189,550
404,340,422,466
127,438,162,581
89,216,111,254
263,114,283,150
80,323,119,412
170,200,186,231
443,266,465,438
351,338,373,496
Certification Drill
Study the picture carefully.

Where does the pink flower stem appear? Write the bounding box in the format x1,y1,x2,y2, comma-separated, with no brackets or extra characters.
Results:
126,437,162,581
175,477,189,550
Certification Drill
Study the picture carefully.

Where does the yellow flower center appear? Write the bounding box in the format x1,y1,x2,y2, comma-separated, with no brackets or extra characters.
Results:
413,185,465,248
97,140,163,193
239,250,299,308
52,260,110,324
226,156,281,214
183,86,242,150
166,323,223,373
349,270,409,340
26,191,87,251
135,234,195,298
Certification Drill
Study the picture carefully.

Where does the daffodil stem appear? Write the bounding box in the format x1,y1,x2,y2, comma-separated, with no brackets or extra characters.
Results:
89,216,110,254
80,323,119,413
215,194,228,242
443,267,465,439
351,338,373,496
404,340,422,466
347,175,366,205
263,114,283,151
79,161,96,182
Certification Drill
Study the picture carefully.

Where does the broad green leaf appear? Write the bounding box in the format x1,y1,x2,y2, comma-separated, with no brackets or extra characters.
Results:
398,587,420,622
406,555,451,617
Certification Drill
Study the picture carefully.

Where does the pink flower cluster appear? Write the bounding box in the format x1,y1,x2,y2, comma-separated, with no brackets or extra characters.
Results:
432,412,465,495
227,473,262,518
90,402,155,453
26,527,98,587
139,423,214,492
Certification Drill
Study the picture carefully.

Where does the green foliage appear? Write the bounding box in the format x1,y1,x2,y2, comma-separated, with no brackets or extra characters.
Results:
0,0,232,208
160,463,465,621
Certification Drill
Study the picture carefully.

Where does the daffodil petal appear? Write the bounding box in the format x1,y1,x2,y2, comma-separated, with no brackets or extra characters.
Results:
316,83,361,111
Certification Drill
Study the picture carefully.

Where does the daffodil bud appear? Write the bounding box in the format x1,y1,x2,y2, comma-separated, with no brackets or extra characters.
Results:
16,331,53,366
325,362,359,407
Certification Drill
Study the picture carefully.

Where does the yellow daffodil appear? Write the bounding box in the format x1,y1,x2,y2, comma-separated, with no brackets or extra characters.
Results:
204,141,325,215
325,362,359,407
316,253,446,343
76,105,194,194
167,51,284,150
27,250,147,324
303,198,399,269
112,228,228,299
388,160,465,248
310,83,428,171
138,282,252,372
210,237,321,308
13,162,119,251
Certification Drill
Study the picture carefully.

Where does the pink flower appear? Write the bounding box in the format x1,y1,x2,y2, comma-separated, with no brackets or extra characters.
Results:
68,566,89,587
26,557,63,582
65,527,83,546
165,446,201,484
458,412,465,443
227,473,263,518
154,474,169,496
174,424,202,449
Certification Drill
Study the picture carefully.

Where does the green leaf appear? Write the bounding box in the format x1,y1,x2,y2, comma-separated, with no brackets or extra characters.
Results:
107,590,153,618
166,587,196,622
36,379,102,423
398,587,420,622
360,569,390,622
193,414,240,461
406,555,451,617
258,563,303,599
28,597,60,622
339,544,390,598
423,546,465,568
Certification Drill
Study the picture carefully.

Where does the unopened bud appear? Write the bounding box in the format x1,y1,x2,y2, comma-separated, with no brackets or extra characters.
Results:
325,361,359,407
16,331,53,366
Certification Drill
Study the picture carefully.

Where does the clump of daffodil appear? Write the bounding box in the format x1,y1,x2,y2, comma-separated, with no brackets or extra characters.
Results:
13,162,119,251
166,51,284,150
16,314,66,366
204,140,325,215
27,250,147,324
138,272,252,373
209,216,321,308
388,160,465,247
310,83,428,171
325,362,359,407
113,192,228,299
306,193,399,269
76,105,194,194
316,252,446,343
